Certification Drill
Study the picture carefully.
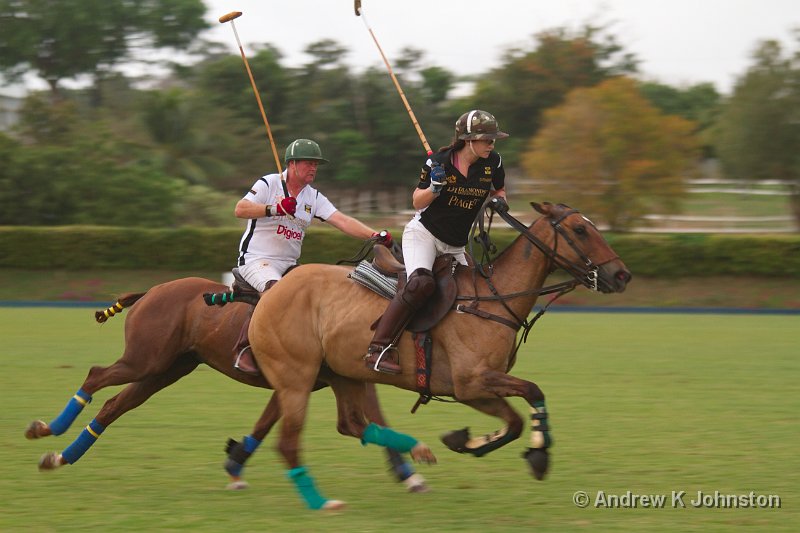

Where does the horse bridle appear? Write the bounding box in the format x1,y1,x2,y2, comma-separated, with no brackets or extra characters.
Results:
458,199,620,346
490,198,621,292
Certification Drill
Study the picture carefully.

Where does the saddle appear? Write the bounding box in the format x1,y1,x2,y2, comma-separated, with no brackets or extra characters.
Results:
370,245,459,333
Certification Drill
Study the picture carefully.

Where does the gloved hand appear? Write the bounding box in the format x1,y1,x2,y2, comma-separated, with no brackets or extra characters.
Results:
372,230,393,248
268,196,297,216
490,196,509,213
429,162,446,194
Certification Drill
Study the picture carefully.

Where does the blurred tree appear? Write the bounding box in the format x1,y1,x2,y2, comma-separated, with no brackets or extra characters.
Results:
357,46,454,183
464,25,638,164
419,65,454,104
188,45,291,185
0,0,208,97
0,93,185,226
357,68,430,184
193,45,289,128
640,81,721,158
713,33,800,226
139,87,239,188
522,77,699,230
15,93,80,144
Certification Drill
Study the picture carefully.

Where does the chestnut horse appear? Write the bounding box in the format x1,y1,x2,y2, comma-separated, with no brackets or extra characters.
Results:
24,276,426,492
248,201,631,509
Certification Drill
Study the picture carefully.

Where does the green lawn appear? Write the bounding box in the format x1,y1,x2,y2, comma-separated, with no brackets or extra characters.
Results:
1,308,796,531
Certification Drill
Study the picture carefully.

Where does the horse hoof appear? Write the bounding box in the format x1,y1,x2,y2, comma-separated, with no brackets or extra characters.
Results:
38,452,63,471
226,480,249,490
25,420,49,440
523,448,549,480
411,443,437,465
440,428,469,453
403,473,430,493
321,499,346,511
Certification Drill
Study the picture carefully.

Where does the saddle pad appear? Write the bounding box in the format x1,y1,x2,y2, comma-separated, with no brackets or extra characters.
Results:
349,261,398,300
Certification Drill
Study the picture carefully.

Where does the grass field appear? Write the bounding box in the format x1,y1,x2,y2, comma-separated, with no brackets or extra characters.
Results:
1,308,797,532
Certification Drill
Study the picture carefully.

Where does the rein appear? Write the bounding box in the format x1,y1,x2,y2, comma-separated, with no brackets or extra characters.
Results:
336,234,392,266
457,199,610,358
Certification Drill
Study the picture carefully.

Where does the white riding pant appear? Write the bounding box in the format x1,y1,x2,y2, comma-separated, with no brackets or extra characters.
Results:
402,218,467,278
237,258,295,292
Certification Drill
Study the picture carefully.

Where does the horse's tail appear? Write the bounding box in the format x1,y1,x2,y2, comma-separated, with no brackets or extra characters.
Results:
95,292,148,323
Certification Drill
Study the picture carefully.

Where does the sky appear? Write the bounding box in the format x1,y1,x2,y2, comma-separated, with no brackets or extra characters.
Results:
204,0,799,95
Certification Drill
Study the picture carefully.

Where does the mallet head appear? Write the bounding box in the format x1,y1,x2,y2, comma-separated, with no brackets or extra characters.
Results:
219,11,243,23
354,0,362,16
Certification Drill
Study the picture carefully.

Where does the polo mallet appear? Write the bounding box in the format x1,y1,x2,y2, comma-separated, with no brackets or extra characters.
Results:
354,0,432,156
219,11,284,175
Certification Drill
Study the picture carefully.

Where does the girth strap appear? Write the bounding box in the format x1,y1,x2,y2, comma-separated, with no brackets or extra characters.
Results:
411,332,433,413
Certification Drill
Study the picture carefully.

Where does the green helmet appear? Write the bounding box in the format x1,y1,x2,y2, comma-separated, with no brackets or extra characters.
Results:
455,110,509,141
284,139,329,165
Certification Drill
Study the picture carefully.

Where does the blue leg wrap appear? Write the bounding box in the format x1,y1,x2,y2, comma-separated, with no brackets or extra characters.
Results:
61,419,105,464
226,435,263,477
287,466,327,510
387,450,415,481
396,461,414,480
361,423,418,453
48,389,92,436
243,434,261,453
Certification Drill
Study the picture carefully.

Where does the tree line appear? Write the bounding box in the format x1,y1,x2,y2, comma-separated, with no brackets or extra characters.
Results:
0,0,797,230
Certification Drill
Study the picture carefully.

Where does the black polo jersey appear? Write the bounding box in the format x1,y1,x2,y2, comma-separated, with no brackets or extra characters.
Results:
416,148,505,246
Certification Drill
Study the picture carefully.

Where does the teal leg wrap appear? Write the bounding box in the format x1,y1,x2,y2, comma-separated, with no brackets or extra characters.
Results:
287,466,327,510
361,423,418,453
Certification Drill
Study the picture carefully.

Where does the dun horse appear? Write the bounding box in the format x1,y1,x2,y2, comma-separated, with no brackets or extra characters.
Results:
24,276,426,492
249,201,631,509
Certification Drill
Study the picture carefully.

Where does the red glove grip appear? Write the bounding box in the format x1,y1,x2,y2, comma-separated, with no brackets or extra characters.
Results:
372,230,393,248
276,197,297,216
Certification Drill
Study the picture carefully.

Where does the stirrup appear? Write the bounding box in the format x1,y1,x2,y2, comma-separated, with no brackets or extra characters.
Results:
365,345,401,375
234,346,260,375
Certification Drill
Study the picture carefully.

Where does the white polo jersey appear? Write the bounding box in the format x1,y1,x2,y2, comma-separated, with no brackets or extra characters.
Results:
237,172,337,266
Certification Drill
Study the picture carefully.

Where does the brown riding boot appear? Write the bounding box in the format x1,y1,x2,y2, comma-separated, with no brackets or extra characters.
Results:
233,310,260,375
365,269,435,375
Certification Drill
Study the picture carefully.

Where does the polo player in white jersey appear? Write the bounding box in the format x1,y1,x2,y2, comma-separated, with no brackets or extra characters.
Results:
231,139,392,374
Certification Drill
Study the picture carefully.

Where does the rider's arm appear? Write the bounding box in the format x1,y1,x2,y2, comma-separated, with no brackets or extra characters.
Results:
234,198,270,219
412,187,439,210
325,211,376,240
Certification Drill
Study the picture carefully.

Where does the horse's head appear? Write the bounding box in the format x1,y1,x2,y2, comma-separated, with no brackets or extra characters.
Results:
531,202,631,293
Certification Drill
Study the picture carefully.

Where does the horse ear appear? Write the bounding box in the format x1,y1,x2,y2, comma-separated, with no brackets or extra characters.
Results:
531,202,552,215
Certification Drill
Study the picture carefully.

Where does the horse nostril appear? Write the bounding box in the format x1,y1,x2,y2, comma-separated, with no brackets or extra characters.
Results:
616,271,631,283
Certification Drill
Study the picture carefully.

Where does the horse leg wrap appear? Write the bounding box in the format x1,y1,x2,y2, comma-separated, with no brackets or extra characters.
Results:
61,419,105,464
48,389,92,436
386,449,415,481
467,427,517,457
287,466,328,510
361,423,418,453
529,401,552,449
224,435,262,477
